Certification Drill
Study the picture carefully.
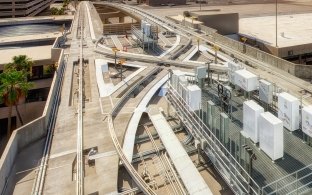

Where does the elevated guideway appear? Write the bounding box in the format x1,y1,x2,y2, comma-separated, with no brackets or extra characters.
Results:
111,35,123,50
103,2,312,96
123,74,169,162
148,109,213,195
95,43,228,73
158,33,172,47
158,35,181,58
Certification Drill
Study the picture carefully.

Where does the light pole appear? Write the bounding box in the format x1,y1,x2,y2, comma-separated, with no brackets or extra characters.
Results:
197,38,200,53
206,59,213,86
112,47,120,69
241,37,247,53
213,45,220,64
119,59,125,81
275,0,278,47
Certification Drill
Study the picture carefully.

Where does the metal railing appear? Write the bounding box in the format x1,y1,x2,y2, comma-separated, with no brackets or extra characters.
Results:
166,83,261,194
111,66,161,116
106,67,164,195
76,4,84,195
31,34,67,195
261,164,312,195
107,116,157,195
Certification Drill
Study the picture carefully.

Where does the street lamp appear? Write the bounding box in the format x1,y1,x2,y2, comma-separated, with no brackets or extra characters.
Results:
197,38,200,53
112,47,120,69
213,45,220,64
118,59,125,81
241,37,247,53
191,16,197,28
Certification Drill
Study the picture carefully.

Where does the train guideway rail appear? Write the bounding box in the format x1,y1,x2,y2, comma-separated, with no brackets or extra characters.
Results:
148,109,213,195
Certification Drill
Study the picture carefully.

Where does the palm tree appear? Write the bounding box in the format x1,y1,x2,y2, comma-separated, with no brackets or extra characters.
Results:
5,55,33,75
0,70,33,137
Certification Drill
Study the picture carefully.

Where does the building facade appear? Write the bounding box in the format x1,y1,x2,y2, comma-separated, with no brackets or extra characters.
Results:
0,0,55,18
0,45,56,136
146,0,186,6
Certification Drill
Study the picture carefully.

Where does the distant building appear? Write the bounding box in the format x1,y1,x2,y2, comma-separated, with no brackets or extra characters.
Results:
190,11,239,35
0,0,54,18
146,0,186,6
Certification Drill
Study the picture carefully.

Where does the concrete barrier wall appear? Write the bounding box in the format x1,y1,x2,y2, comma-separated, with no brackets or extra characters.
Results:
198,24,217,34
44,49,65,127
51,37,63,62
295,64,312,79
0,131,18,192
0,36,65,194
0,116,44,192
212,33,298,76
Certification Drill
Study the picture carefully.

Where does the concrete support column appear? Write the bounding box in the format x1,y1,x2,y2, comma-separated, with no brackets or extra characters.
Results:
299,54,302,64
12,0,15,18
119,17,124,23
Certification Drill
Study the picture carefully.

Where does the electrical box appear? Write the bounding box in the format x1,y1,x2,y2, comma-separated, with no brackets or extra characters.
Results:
181,85,188,102
259,112,284,161
141,20,147,31
278,92,299,131
227,61,242,84
259,79,273,104
195,66,207,79
243,100,264,143
177,76,187,96
187,85,202,111
302,106,312,137
171,70,184,90
234,69,258,92
145,23,151,36
207,100,215,129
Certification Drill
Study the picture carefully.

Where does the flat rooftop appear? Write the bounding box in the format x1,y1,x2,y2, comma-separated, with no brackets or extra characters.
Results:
239,13,312,47
0,32,61,46
0,45,51,65
0,15,73,26
147,3,312,19
191,10,237,16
